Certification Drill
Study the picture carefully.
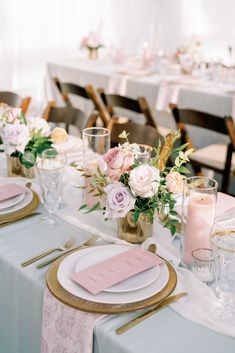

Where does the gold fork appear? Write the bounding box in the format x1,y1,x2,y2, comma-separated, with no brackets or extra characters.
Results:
21,237,76,267
36,235,98,269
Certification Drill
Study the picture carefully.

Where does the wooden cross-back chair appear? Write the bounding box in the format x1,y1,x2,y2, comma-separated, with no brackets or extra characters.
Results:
43,101,89,134
171,104,235,193
0,91,31,113
98,88,157,128
107,118,163,148
53,78,110,128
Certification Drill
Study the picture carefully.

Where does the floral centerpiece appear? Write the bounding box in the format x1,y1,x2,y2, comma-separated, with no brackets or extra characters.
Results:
175,38,202,75
80,26,103,60
79,131,193,243
0,106,53,177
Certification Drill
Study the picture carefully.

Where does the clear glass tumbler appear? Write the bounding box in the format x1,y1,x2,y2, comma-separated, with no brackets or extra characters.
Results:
181,176,218,268
82,127,110,207
191,248,216,285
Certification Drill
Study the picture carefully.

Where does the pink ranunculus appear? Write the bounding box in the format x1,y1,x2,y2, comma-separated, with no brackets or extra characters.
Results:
103,147,134,180
129,164,160,198
104,182,135,219
166,171,184,193
2,123,29,155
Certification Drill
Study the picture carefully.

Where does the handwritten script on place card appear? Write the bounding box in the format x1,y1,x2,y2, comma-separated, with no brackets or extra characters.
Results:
71,248,164,295
0,184,27,202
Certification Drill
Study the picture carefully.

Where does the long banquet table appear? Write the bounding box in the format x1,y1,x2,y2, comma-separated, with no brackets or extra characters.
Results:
0,158,235,353
45,56,235,135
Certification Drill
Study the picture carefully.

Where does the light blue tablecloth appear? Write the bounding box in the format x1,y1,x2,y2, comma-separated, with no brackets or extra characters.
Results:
0,204,235,353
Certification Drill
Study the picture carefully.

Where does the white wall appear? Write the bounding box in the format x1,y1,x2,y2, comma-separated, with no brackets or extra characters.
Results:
110,0,235,60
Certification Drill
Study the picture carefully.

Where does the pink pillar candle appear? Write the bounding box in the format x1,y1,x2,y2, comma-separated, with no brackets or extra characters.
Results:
183,193,216,265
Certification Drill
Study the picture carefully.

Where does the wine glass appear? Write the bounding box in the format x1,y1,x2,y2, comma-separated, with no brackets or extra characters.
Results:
41,148,67,208
36,157,65,226
211,229,235,323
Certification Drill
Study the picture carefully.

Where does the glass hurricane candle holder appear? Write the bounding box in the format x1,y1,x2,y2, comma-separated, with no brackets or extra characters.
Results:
181,176,218,268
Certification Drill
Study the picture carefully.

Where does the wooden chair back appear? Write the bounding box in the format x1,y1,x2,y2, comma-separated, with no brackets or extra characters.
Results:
0,91,31,113
108,118,163,148
98,88,157,128
53,78,110,127
171,105,235,192
43,101,88,133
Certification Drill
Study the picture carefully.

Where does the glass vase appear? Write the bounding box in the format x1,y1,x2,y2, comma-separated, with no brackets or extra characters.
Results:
118,211,153,244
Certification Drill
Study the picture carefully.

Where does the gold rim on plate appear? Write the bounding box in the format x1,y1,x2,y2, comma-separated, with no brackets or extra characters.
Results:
0,191,40,224
46,248,177,314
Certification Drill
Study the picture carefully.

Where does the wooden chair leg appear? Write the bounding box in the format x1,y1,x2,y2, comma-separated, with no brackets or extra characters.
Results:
21,96,31,114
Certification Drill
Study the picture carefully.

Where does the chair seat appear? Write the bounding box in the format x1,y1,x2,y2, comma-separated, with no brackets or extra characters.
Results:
190,143,235,173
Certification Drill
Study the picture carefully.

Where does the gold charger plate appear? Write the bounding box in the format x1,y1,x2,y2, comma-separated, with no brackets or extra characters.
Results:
0,191,40,224
46,248,177,314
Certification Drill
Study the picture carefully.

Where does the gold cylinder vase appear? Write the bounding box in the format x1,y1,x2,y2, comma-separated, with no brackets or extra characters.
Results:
7,156,35,178
118,211,153,244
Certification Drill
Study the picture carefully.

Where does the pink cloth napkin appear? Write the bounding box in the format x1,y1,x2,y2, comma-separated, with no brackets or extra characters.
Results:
41,289,104,353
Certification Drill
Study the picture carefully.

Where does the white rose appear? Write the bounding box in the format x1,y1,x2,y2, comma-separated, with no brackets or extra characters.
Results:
166,171,184,193
129,165,160,198
26,117,51,136
2,123,30,155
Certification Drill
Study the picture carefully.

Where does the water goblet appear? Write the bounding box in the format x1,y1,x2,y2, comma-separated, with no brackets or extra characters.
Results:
41,148,67,208
211,230,235,323
36,158,64,226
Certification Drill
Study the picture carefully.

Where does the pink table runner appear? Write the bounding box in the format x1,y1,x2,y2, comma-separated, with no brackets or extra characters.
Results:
41,289,104,353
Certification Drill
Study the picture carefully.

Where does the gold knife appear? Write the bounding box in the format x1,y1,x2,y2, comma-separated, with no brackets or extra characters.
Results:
0,212,41,228
116,292,187,335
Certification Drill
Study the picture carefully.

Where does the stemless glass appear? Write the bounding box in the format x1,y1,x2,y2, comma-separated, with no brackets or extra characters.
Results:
181,176,218,268
191,248,216,285
211,230,235,322
37,158,65,225
82,127,110,207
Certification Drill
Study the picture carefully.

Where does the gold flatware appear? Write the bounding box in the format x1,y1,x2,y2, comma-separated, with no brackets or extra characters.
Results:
147,243,157,254
0,212,41,228
116,292,187,335
36,235,98,269
21,236,76,267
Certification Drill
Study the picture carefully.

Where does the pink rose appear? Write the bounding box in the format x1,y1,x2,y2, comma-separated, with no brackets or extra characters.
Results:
166,171,184,193
104,182,135,219
129,165,160,198
103,147,134,180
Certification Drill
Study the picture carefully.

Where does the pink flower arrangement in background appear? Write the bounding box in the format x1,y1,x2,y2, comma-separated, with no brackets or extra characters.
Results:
80,31,102,50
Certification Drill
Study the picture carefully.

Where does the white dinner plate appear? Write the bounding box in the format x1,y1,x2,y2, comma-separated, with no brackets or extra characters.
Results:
74,246,160,293
57,245,169,304
0,193,25,210
53,136,82,153
0,189,33,215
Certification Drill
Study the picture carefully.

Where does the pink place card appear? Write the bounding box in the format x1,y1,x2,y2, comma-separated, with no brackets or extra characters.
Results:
0,183,27,202
71,248,165,295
